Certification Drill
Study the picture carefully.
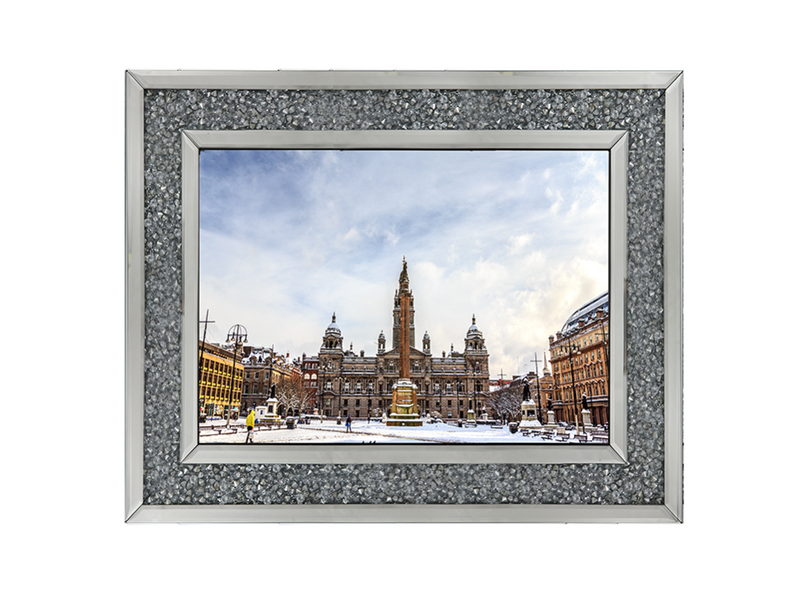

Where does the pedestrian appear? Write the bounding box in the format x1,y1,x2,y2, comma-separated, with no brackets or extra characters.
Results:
246,407,255,443
346,414,352,433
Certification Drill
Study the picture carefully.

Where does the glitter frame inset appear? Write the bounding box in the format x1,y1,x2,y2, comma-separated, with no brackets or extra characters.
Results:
125,71,683,523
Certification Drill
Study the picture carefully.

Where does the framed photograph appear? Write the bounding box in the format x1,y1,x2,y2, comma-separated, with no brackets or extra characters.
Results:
126,70,683,522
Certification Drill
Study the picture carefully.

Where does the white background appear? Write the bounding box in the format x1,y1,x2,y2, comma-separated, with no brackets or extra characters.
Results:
1,2,799,601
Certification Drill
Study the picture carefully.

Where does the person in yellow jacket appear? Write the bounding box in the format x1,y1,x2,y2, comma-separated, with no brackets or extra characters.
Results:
245,408,255,443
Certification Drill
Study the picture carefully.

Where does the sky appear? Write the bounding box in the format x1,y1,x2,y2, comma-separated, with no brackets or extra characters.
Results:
199,149,608,377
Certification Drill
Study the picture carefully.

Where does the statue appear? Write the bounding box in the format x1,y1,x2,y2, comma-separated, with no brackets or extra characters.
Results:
522,379,531,401
270,383,276,399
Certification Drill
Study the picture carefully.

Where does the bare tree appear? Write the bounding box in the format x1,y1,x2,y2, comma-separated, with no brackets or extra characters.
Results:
483,384,523,424
275,374,317,417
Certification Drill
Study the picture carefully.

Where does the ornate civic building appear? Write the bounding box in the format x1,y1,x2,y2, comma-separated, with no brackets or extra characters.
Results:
317,260,490,420
548,292,609,427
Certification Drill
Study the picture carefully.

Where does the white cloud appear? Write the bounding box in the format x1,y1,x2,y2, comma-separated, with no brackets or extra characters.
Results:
507,233,533,255
199,149,608,376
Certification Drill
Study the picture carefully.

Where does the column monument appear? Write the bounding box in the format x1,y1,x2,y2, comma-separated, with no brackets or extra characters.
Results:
387,257,423,426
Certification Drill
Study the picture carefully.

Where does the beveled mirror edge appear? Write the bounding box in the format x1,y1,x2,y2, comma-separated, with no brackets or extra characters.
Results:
129,69,681,91
180,133,201,462
664,73,684,522
128,502,680,523
125,72,145,521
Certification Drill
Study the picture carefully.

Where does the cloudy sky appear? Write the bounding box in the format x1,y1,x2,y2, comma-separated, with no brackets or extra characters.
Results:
199,149,608,377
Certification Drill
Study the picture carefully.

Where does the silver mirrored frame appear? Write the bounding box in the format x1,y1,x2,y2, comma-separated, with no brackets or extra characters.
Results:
125,70,683,523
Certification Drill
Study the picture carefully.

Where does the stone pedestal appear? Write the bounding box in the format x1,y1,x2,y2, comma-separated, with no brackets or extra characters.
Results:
467,409,476,423
255,398,282,426
581,409,594,431
519,399,542,428
387,379,422,426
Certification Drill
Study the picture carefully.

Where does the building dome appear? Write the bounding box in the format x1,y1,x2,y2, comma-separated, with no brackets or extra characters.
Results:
325,312,341,337
560,292,609,335
466,314,483,338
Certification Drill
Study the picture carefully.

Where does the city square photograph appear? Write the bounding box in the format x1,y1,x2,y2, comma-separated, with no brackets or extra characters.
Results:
197,148,611,444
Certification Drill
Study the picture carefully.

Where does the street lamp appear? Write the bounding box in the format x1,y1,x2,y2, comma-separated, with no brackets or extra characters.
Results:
225,324,247,427
564,342,582,434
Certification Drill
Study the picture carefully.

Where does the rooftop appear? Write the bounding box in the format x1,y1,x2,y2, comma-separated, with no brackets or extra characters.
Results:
560,292,609,335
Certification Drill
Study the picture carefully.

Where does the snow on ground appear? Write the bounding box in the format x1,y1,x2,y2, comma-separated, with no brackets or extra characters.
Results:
200,418,602,444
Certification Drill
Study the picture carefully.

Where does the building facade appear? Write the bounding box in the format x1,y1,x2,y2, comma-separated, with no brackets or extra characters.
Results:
301,354,319,411
198,341,244,418
548,292,609,427
239,346,302,414
317,265,491,420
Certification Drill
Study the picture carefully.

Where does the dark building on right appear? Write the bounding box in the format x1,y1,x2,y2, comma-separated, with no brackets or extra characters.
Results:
548,292,609,427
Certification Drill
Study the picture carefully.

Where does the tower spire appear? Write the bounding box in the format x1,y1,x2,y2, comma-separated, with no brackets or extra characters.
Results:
399,256,409,292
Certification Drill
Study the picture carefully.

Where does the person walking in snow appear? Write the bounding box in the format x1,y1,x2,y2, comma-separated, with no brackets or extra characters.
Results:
246,407,255,443
345,414,352,433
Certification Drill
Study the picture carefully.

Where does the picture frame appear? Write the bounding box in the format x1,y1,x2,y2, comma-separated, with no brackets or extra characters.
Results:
125,70,683,523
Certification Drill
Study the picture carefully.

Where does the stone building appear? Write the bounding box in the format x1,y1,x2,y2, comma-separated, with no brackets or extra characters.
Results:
317,263,490,420
301,354,319,412
548,292,609,427
238,345,302,414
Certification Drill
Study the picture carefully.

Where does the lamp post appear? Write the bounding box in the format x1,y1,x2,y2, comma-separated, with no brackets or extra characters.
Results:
225,324,247,427
530,353,544,424
565,342,581,433
582,392,589,435
266,344,275,404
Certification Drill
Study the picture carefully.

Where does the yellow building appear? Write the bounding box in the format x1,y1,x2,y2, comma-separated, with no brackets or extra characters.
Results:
198,341,244,419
